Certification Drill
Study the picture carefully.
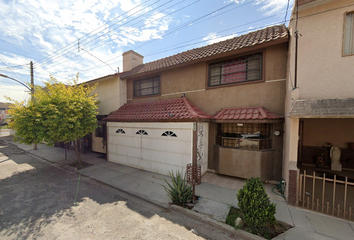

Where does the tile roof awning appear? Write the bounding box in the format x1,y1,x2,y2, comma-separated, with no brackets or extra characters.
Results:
212,107,283,122
104,98,211,122
121,24,288,79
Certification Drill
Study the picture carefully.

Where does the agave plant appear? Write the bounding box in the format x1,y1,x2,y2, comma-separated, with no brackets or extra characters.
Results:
163,171,193,207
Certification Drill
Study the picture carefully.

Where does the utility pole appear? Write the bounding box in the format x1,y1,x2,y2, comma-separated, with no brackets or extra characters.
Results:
30,61,37,150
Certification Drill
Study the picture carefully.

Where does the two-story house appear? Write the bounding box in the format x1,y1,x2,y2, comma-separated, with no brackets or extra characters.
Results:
105,25,288,180
283,0,354,219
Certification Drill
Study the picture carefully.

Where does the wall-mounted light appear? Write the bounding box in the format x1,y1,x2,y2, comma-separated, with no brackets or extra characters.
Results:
237,123,243,127
274,130,281,136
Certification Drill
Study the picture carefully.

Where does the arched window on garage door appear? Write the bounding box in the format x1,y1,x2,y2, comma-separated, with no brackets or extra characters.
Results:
162,131,177,137
136,130,148,135
116,129,125,134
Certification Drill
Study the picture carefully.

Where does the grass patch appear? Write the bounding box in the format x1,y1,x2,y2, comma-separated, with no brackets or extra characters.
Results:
226,206,292,239
0,125,9,129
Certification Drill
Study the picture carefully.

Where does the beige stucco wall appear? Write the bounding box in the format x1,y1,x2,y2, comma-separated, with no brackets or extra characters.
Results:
213,145,275,181
88,75,124,116
92,134,106,153
85,75,126,153
302,118,354,149
283,0,354,202
289,0,354,99
127,43,287,116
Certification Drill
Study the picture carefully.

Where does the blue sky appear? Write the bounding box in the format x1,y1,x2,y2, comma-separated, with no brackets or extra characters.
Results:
0,0,294,102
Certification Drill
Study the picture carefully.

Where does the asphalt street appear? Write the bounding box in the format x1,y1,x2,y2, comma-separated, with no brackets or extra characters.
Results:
0,139,237,240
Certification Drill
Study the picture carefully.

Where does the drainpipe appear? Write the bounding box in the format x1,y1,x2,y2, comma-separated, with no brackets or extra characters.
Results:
294,0,299,89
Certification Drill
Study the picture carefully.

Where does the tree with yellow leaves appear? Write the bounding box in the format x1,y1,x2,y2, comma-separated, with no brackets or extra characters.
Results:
8,74,98,165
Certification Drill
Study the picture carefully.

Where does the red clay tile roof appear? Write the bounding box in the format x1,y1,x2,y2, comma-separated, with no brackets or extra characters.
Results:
104,98,211,122
212,107,283,120
121,24,288,79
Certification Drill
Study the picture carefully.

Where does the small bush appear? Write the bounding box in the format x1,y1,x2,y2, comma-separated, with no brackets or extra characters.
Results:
163,171,193,207
237,177,276,236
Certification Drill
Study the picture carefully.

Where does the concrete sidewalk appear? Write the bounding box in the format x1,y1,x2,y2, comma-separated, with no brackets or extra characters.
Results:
3,137,354,240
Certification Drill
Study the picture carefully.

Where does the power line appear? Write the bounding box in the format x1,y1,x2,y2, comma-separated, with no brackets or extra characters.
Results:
141,10,289,57
38,0,237,71
82,0,189,51
80,48,115,72
36,0,199,72
283,0,291,24
46,0,174,66
43,8,289,76
77,19,289,74
0,58,26,82
34,0,157,66
133,0,241,51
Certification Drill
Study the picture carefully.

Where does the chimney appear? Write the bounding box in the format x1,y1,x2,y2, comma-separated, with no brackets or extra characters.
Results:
122,50,144,72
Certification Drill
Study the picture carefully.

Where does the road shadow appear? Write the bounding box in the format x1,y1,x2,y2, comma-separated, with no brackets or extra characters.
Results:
0,138,234,240
0,139,160,239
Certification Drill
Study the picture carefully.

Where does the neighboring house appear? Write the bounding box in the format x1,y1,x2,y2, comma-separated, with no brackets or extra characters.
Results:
283,0,354,211
83,73,126,153
105,25,288,179
0,102,10,124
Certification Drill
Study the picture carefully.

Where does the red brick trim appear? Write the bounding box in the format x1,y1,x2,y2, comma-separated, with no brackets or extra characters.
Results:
288,170,298,206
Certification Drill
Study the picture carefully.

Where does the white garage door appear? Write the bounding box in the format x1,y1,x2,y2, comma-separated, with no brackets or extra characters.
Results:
107,122,194,176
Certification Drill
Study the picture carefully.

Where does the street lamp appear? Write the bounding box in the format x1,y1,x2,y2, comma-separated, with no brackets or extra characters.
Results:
0,73,31,91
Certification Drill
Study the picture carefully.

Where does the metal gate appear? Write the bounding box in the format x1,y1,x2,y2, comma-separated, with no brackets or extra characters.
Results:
298,170,354,221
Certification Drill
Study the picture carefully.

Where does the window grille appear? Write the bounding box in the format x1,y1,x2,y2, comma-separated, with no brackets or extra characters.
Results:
134,76,159,97
216,123,272,150
209,53,262,86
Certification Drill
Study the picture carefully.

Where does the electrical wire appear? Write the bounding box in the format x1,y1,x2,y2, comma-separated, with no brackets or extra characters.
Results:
283,0,291,24
133,0,241,50
0,58,26,81
45,14,290,76
35,0,164,67
82,0,190,52
34,0,155,66
37,0,244,73
143,11,289,56
36,0,201,71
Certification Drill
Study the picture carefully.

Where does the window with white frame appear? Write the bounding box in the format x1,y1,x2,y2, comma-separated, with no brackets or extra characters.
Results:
344,12,354,56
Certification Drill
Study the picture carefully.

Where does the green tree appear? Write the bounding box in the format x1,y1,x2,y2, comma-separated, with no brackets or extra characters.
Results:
7,74,98,164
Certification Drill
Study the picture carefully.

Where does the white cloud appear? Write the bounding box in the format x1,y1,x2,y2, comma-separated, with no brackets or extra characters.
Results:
255,0,293,16
0,85,30,103
0,0,174,87
203,33,238,45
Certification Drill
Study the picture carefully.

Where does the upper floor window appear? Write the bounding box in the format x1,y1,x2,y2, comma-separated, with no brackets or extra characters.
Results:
208,53,262,87
134,76,160,97
344,12,354,56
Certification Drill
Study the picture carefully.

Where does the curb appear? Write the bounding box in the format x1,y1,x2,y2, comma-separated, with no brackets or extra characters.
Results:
169,205,264,240
7,140,263,240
